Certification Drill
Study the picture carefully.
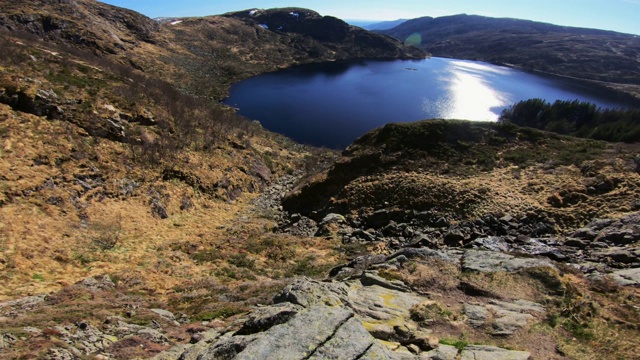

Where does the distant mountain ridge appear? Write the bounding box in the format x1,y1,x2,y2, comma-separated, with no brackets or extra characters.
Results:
361,19,408,31
380,14,640,99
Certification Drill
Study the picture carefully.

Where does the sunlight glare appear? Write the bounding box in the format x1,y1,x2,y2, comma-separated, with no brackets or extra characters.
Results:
439,61,510,121
404,33,422,46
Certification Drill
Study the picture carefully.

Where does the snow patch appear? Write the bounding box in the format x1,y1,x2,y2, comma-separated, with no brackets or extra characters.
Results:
249,9,259,16
170,20,183,25
290,12,299,18
259,24,269,29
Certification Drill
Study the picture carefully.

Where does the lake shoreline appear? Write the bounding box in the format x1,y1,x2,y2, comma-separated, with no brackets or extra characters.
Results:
224,57,639,148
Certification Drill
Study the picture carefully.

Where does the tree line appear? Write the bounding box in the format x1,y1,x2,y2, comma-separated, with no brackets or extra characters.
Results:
499,99,640,143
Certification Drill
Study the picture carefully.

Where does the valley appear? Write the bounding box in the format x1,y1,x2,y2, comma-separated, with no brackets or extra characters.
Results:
0,1,639,359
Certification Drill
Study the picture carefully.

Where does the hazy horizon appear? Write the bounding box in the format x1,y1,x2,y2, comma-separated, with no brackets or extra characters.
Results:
98,0,640,35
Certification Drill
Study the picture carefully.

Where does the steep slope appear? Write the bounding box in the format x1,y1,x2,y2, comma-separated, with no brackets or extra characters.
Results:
0,1,427,100
0,3,353,357
0,0,161,53
380,14,640,98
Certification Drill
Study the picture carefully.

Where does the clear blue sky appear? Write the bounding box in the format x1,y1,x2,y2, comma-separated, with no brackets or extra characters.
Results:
99,0,640,35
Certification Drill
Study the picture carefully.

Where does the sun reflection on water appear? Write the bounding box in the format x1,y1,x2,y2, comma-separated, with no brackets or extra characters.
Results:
425,60,511,121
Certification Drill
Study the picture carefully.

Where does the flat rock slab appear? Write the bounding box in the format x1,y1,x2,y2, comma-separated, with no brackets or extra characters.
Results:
235,302,303,335
308,317,374,359
359,342,397,360
460,345,531,360
274,278,350,307
492,313,533,336
464,304,489,328
233,305,355,359
465,299,544,336
610,267,640,286
347,278,424,328
387,248,463,264
422,344,459,360
277,275,425,341
192,304,394,360
361,271,412,292
462,250,555,273
488,299,545,314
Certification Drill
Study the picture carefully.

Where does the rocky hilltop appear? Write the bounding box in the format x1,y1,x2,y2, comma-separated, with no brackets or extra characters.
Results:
380,14,640,99
224,8,425,60
0,1,639,360
284,120,640,228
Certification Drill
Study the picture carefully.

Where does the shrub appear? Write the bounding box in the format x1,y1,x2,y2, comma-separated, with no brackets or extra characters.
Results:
89,214,122,250
500,99,640,143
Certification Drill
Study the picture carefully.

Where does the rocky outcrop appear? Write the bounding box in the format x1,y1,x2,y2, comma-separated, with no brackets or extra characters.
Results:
460,345,531,360
158,274,536,360
197,306,372,359
0,86,63,120
609,268,640,286
172,274,538,359
0,276,185,359
462,250,555,273
161,278,396,360
280,199,640,285
465,300,545,336
150,197,637,359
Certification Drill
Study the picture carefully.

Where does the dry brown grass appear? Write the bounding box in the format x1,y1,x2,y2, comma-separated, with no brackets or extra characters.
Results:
335,158,640,230
0,99,341,358
375,258,640,359
0,36,340,359
286,120,640,231
392,259,461,293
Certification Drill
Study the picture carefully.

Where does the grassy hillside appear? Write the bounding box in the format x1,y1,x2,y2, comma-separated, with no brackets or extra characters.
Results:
0,1,426,100
284,120,640,229
0,7,349,357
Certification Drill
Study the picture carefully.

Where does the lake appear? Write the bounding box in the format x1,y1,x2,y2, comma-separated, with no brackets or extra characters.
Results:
224,57,634,148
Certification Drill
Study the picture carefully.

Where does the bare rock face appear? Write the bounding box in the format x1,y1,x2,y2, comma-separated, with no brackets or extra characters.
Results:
234,302,303,335
273,277,349,307
174,304,388,360
156,273,539,360
462,250,555,273
460,345,531,360
610,268,640,286
465,300,545,336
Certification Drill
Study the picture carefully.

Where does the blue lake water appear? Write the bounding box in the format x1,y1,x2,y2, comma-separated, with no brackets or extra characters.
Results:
224,57,634,148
